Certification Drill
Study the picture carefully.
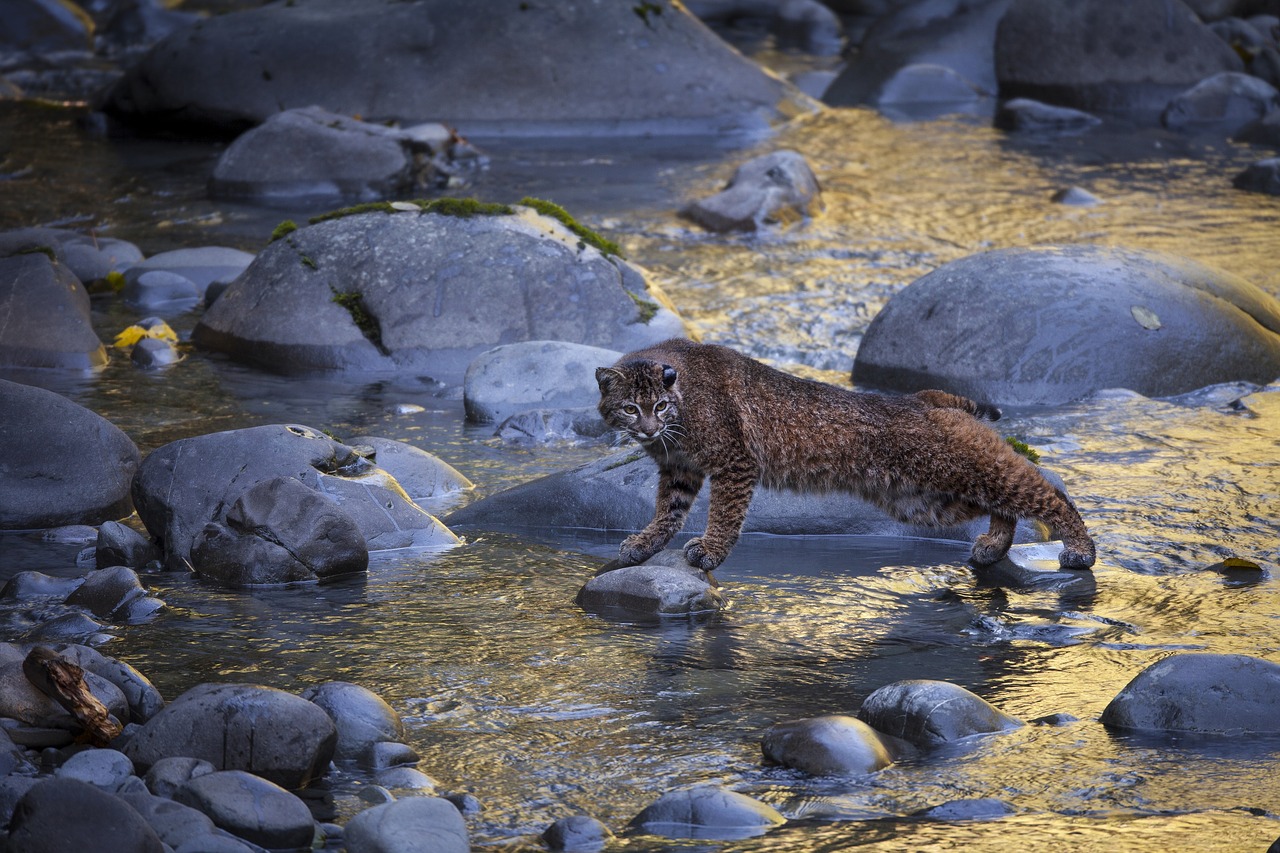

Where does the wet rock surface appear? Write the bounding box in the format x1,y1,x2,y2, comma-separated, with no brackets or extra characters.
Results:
1100,653,1280,734
680,150,822,232
857,680,1024,747
761,714,898,775
627,785,785,840
853,245,1280,405
0,380,140,530
0,254,106,370
576,551,726,617
464,341,621,425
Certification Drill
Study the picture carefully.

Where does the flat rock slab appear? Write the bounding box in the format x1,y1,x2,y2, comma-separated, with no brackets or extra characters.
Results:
577,551,725,617
193,205,683,383
853,245,1280,406
100,0,815,136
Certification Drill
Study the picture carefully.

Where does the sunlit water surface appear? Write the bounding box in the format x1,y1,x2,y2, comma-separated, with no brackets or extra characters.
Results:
1,91,1279,851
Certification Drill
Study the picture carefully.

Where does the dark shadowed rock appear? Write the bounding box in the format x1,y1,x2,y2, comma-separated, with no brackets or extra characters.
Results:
495,407,612,445
53,748,135,791
627,786,785,840
680,150,822,232
994,97,1102,133
44,642,164,723
1233,157,1280,194
0,0,94,54
121,269,200,312
1100,653,1280,734
132,424,457,569
192,205,684,382
0,380,139,529
123,682,337,789
174,770,316,849
762,715,897,775
858,680,1023,747
1161,71,1280,133
824,0,1009,107
99,0,816,136
995,0,1244,113
445,449,1047,544
189,476,369,587
300,681,405,761
143,756,216,799
853,245,1280,406
914,798,1017,820
5,778,164,853
209,106,455,201
64,565,162,622
577,552,726,617
1,571,84,601
342,796,469,853
1235,105,1280,146
687,0,844,55
95,520,160,570
542,814,614,852
118,790,219,851
464,341,621,424
121,246,254,299
0,254,106,369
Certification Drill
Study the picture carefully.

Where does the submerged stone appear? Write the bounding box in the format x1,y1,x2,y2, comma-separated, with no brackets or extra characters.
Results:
628,786,785,840
680,150,822,233
857,680,1023,747
577,551,726,617
761,715,896,775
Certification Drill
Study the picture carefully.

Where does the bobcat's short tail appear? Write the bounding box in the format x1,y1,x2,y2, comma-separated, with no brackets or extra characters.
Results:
914,389,1002,421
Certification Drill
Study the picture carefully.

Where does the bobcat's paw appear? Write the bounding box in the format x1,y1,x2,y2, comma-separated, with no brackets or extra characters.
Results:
683,537,725,572
1058,544,1096,571
619,535,659,567
969,535,1011,567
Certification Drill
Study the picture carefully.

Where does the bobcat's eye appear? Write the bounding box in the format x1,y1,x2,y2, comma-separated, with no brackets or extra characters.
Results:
623,404,639,416
654,401,668,413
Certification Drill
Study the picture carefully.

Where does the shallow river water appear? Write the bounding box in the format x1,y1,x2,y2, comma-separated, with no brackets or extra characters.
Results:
2,83,1280,852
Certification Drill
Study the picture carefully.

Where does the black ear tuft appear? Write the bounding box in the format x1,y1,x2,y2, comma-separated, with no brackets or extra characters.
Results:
661,365,677,388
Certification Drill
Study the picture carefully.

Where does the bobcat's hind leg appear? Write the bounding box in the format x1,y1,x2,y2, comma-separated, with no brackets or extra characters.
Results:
970,513,1016,566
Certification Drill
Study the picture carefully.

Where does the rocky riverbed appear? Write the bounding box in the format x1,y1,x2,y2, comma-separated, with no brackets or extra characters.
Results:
3,1,1280,851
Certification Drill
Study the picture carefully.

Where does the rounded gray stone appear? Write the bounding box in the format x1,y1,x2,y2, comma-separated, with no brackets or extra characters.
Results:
857,680,1023,747
853,245,1280,406
576,553,726,617
679,149,822,233
0,379,139,529
54,748,136,791
343,796,469,853
300,681,405,761
627,786,785,840
542,814,614,852
762,714,896,775
1100,653,1280,734
173,769,315,850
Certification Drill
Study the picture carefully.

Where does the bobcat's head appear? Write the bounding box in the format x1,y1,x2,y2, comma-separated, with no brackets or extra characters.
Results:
596,359,683,448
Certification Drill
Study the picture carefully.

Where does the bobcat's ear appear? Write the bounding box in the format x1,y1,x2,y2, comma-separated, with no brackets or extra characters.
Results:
661,364,677,388
596,367,623,393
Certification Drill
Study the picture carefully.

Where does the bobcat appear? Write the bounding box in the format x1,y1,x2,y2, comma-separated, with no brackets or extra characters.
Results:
596,338,1095,580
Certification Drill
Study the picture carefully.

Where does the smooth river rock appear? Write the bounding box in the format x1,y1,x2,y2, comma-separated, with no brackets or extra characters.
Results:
761,714,897,775
0,253,106,369
628,785,785,841
1100,653,1280,734
679,149,823,233
99,0,816,136
857,679,1023,747
192,204,684,382
342,796,470,853
577,551,726,617
5,778,165,853
464,341,621,424
0,379,140,529
852,245,1280,405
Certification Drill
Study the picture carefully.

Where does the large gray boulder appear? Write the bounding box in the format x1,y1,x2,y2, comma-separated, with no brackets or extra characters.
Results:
192,204,684,382
5,778,164,853
173,770,316,850
132,424,458,570
123,683,337,789
995,0,1244,113
343,796,469,853
445,449,1045,543
99,0,816,136
1100,653,1280,734
0,253,106,369
0,379,140,529
853,245,1280,406
300,681,406,762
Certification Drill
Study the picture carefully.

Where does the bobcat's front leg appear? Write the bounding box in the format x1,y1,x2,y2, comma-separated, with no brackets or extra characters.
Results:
684,461,757,572
619,463,705,566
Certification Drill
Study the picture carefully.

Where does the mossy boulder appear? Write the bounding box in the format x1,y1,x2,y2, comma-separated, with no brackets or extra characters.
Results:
192,203,684,382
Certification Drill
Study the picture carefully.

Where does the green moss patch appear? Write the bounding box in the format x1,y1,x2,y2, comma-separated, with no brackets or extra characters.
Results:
627,290,659,324
309,197,515,226
1005,437,1041,464
330,289,386,354
270,220,298,242
15,245,57,262
519,196,622,257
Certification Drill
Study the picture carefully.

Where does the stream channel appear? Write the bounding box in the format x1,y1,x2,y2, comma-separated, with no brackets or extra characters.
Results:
2,68,1280,852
